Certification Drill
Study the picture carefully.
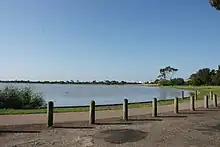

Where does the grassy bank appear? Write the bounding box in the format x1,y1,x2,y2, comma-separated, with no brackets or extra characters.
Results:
172,85,220,100
0,97,190,115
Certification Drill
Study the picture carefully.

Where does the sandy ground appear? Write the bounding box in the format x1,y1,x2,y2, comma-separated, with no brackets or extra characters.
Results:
1,106,220,147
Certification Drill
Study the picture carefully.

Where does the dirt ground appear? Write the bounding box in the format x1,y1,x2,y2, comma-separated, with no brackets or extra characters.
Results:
1,106,220,147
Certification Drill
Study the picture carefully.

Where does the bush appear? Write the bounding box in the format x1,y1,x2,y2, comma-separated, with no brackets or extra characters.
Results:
158,78,185,86
158,79,171,86
0,85,45,109
170,78,185,86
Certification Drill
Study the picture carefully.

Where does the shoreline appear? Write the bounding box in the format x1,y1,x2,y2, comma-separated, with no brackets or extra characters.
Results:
0,97,190,115
1,85,217,115
0,81,143,86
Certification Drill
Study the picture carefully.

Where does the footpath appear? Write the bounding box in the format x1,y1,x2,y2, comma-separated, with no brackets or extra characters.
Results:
0,99,216,126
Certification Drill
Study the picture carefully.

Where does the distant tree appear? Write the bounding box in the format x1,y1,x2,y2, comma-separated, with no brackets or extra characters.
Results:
110,80,118,85
188,68,215,86
197,68,213,85
120,81,127,85
154,79,160,84
158,79,171,86
144,81,149,84
59,81,65,84
104,80,111,85
211,65,220,85
158,66,178,80
188,73,203,86
170,78,185,86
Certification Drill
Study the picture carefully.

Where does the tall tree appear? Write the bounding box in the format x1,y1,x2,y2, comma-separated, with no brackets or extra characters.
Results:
212,65,220,85
189,73,203,86
197,68,213,85
158,66,178,80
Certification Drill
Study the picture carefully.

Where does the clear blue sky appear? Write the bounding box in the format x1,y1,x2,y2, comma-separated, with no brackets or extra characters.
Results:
0,0,219,81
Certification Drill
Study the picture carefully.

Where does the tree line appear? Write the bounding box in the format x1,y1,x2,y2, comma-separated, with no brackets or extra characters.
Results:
188,66,220,86
0,80,141,85
2,65,220,86
154,65,220,86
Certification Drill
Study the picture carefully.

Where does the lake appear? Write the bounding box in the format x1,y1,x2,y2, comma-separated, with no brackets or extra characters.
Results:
0,83,191,107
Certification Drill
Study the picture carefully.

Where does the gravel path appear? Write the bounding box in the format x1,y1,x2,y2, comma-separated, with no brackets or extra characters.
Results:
1,106,220,147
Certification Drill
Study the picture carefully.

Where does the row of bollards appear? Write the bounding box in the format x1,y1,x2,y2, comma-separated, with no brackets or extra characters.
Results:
47,91,219,127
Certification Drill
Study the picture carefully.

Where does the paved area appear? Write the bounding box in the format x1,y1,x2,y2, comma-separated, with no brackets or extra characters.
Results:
1,105,220,147
0,99,217,126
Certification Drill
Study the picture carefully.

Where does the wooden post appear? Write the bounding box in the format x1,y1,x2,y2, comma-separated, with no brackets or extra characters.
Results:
195,91,198,100
47,101,54,127
210,91,213,100
213,94,217,107
204,95,208,108
190,96,195,111
123,99,128,121
152,98,157,117
89,100,95,124
181,91,184,99
174,97,179,114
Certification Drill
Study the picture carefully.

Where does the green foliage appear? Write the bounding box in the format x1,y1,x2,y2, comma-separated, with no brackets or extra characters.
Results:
209,0,220,10
170,78,185,85
188,74,203,86
158,79,171,86
157,66,183,86
188,65,220,86
158,78,185,86
158,66,178,80
211,66,220,85
0,97,190,115
150,79,158,84
0,86,45,109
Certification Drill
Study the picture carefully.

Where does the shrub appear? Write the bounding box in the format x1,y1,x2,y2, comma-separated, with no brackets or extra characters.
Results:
158,79,171,86
0,85,45,109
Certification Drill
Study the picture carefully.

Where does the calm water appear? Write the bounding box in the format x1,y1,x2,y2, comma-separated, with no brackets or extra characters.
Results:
0,83,191,107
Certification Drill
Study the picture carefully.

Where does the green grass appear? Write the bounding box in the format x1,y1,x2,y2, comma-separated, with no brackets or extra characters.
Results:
0,96,190,115
1,85,218,115
172,85,220,100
